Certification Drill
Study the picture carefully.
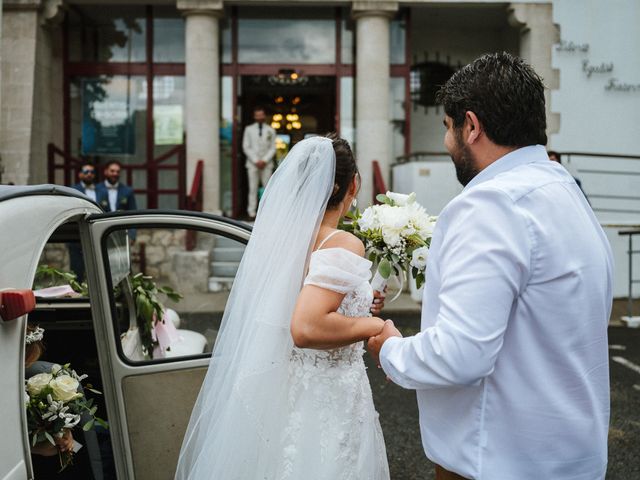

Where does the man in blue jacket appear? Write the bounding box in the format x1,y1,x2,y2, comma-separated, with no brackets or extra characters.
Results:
96,160,137,212
97,160,137,242
71,162,98,202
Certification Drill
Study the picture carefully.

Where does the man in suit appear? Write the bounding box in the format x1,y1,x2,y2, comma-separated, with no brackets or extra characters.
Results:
69,162,99,281
96,160,137,212
242,106,276,220
71,162,98,202
96,160,137,243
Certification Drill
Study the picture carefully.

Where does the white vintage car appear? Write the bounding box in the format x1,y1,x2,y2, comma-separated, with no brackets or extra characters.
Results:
0,185,251,480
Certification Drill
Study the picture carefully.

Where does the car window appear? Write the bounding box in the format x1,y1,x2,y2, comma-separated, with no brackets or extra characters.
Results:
103,226,246,363
34,232,89,297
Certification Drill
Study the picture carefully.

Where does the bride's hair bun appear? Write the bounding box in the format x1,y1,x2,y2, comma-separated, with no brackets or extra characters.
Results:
325,132,360,209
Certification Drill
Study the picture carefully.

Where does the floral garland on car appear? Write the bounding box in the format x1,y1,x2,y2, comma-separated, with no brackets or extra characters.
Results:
340,191,437,300
128,272,183,359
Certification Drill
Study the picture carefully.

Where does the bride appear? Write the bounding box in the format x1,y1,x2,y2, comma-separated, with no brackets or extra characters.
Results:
175,135,390,479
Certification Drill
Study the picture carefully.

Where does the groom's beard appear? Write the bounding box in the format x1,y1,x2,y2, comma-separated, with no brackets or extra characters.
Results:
450,134,480,187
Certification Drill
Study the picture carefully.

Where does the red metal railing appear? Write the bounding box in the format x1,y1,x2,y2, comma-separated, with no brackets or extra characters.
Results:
47,143,186,209
185,159,204,212
185,159,204,251
372,160,387,204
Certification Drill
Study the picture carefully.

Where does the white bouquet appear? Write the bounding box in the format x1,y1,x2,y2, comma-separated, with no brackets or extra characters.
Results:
341,191,436,300
25,363,107,471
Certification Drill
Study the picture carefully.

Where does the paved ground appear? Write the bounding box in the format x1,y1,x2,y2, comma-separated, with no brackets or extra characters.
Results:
365,313,640,480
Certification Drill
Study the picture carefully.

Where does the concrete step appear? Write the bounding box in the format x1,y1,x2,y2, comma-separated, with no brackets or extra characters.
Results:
210,261,239,277
211,246,244,262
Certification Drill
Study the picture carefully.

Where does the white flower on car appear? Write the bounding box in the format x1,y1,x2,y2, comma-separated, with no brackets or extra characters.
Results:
26,373,53,396
410,246,429,270
50,375,82,402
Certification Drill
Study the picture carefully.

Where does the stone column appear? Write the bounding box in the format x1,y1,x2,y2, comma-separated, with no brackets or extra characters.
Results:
178,0,223,214
0,0,64,185
1,1,40,185
508,3,560,136
352,1,398,205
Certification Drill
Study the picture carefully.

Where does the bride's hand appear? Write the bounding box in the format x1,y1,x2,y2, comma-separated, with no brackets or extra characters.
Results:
370,289,386,316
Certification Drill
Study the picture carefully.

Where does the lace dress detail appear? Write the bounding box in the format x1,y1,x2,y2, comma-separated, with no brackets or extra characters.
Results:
279,248,390,480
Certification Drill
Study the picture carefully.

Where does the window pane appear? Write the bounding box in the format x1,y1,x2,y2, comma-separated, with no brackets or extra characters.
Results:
220,76,233,215
221,16,232,64
153,76,185,160
106,227,247,362
153,8,185,63
341,12,354,64
71,76,147,165
389,77,406,160
390,18,406,65
340,77,355,147
238,8,336,64
158,169,178,190
68,6,146,63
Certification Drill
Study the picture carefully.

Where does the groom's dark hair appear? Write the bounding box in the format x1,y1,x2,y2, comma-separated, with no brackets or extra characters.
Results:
436,52,547,147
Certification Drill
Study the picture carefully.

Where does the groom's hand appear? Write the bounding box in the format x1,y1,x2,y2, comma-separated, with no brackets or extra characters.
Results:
367,319,402,367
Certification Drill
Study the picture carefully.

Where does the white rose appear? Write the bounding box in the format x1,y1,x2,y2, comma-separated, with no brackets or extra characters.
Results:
50,364,62,375
386,191,416,207
358,206,378,231
26,373,53,396
381,227,402,248
50,375,82,402
410,246,429,270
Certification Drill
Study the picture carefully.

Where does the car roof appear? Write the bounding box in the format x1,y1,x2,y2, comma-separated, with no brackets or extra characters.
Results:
0,184,103,290
0,184,102,209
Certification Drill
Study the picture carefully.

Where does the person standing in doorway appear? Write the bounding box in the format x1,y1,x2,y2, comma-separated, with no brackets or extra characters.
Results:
242,106,276,220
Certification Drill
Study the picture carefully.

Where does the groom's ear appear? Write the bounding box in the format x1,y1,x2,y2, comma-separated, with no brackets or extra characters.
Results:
464,111,482,145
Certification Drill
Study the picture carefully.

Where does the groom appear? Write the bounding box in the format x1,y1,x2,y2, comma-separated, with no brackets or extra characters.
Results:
368,52,613,480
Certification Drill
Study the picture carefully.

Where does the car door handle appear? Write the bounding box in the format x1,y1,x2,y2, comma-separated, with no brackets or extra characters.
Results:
0,289,36,321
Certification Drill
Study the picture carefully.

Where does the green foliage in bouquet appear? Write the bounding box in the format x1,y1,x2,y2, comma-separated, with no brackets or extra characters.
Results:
25,363,107,471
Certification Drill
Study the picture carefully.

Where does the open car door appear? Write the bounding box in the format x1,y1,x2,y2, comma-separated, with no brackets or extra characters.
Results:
0,291,36,480
81,211,251,480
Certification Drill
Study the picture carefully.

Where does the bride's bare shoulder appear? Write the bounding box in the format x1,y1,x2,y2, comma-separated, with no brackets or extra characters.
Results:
323,230,365,257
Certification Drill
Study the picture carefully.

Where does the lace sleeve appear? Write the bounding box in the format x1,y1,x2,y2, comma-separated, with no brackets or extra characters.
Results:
304,248,372,294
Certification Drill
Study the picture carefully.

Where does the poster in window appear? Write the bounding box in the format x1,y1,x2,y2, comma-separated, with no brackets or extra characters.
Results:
154,105,183,145
81,78,136,155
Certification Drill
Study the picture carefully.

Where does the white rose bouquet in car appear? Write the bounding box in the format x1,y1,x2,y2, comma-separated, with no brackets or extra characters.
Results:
25,363,107,471
340,191,437,301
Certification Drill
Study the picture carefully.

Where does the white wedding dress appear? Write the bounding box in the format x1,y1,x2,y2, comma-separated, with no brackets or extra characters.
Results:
176,138,389,480
279,247,390,480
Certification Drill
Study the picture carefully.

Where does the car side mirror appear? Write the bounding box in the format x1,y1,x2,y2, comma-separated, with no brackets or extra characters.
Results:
0,289,36,321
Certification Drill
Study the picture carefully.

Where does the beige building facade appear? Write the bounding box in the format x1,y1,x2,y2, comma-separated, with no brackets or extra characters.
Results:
0,0,558,216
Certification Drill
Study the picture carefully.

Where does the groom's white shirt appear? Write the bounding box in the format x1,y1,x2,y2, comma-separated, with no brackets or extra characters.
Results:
380,145,613,480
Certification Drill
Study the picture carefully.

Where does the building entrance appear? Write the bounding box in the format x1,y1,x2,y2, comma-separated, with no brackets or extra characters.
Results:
234,74,337,218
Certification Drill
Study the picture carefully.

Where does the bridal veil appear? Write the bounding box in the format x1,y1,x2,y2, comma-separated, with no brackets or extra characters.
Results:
175,137,336,479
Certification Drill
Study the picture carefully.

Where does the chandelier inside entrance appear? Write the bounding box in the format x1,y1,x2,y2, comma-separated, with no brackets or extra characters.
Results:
268,69,308,87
